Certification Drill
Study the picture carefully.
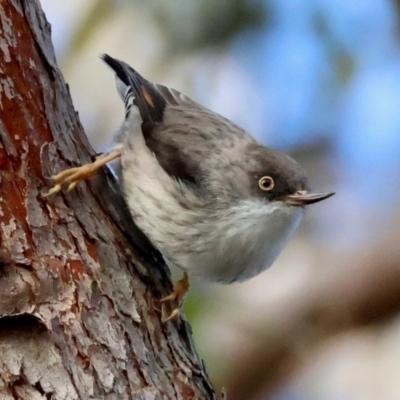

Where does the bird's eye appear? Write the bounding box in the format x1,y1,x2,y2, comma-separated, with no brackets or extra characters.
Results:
259,176,274,191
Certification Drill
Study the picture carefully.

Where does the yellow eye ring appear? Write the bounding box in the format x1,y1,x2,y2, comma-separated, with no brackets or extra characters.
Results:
259,176,274,191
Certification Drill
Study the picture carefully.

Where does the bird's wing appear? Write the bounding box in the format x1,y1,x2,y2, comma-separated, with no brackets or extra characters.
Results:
102,54,217,186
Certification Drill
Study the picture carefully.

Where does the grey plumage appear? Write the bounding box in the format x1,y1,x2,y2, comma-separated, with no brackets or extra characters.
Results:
102,54,333,283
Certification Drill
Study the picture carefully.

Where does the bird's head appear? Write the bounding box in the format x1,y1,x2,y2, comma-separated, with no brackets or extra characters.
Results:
247,144,334,208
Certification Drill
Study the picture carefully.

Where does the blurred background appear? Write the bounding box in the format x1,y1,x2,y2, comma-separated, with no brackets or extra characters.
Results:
40,0,400,399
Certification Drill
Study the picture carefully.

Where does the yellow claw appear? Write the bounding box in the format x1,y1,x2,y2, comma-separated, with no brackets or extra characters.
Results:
67,181,78,191
160,273,190,323
162,308,181,323
43,150,122,197
43,184,62,197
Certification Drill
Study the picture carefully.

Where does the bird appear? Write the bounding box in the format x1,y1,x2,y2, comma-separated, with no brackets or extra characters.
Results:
47,54,334,321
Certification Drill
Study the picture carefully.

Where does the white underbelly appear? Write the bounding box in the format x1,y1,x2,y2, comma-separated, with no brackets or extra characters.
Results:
161,200,304,284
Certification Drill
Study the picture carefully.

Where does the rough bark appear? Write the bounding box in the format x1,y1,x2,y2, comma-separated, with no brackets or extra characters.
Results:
0,1,216,399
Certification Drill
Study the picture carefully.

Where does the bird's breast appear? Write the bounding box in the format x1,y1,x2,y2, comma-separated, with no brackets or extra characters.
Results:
163,200,304,283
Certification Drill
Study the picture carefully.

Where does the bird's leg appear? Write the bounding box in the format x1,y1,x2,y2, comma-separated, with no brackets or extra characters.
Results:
44,150,121,196
161,273,190,322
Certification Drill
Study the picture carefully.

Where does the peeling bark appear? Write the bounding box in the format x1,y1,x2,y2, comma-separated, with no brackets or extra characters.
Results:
0,1,216,399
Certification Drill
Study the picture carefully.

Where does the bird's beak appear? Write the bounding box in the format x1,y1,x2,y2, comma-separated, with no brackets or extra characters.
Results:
284,190,335,206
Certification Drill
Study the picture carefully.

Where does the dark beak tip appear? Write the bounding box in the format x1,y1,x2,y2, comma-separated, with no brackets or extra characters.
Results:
318,191,336,200
285,191,335,206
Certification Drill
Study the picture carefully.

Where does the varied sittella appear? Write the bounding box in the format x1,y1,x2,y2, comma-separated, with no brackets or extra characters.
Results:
46,54,335,321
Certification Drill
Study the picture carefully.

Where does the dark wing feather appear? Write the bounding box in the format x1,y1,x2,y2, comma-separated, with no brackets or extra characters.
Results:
101,54,166,126
102,54,207,186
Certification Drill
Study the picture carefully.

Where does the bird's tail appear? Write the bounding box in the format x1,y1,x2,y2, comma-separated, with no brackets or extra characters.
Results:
101,54,167,127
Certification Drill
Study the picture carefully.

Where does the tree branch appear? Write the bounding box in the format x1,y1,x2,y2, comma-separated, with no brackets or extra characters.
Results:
0,0,215,398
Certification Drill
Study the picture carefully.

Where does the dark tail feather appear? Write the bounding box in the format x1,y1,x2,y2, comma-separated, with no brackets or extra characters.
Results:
101,54,166,126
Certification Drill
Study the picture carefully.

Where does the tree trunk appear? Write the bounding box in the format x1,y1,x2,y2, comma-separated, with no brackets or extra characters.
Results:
0,1,216,399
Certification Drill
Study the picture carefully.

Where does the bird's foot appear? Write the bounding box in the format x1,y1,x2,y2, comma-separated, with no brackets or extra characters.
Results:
161,273,190,322
44,150,121,196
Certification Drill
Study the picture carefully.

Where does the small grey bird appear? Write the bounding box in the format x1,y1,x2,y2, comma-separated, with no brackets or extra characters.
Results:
48,54,334,319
